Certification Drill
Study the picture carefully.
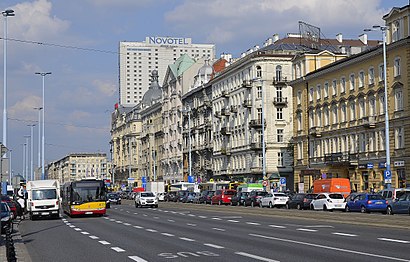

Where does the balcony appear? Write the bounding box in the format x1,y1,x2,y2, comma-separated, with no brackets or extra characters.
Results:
309,126,322,137
273,97,288,106
221,90,230,98
251,166,262,173
249,119,264,128
273,76,288,85
360,116,376,128
250,142,263,150
324,153,350,165
243,99,252,108
230,106,238,113
220,127,231,135
221,108,231,116
221,147,231,156
242,80,252,88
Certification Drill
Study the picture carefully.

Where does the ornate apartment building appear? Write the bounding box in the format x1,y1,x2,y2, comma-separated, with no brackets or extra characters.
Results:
47,153,108,184
291,5,409,192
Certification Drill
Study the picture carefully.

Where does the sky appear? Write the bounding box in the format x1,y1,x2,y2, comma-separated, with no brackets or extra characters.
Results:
0,0,407,177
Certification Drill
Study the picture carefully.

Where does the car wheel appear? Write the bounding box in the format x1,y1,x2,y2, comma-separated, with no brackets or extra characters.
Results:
251,201,255,208
323,205,327,211
285,203,290,209
269,202,273,208
360,206,368,213
218,200,222,205
297,204,302,210
310,204,314,210
345,205,350,212
243,201,247,207
230,201,234,206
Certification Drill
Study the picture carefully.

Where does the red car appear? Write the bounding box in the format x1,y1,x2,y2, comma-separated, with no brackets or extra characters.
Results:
1,195,17,219
211,189,236,205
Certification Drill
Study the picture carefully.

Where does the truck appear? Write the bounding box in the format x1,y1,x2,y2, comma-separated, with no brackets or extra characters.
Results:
313,178,351,197
26,180,60,220
145,181,165,201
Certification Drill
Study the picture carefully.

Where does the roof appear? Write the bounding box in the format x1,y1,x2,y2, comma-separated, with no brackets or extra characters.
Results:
169,54,196,77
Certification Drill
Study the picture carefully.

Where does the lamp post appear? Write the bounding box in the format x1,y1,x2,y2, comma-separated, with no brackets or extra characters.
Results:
35,72,51,180
2,9,14,150
181,106,192,181
22,143,26,181
24,136,30,181
8,149,12,185
34,107,42,173
365,26,391,189
28,124,35,181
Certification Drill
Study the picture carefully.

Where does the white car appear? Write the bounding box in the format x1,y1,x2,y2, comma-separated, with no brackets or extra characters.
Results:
260,193,289,208
135,192,158,208
310,193,345,211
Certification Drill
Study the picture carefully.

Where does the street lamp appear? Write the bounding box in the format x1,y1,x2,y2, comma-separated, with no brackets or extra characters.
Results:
2,9,14,150
364,25,391,189
34,107,42,173
35,72,51,180
24,135,30,181
181,106,192,182
28,124,35,181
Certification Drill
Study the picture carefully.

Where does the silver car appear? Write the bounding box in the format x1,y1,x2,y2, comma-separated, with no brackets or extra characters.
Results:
135,192,158,208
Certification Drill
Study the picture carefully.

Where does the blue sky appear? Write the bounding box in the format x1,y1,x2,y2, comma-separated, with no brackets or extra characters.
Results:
0,0,407,177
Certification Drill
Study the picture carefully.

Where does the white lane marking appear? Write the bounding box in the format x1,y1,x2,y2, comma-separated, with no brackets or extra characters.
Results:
89,236,99,239
120,209,124,211
128,255,148,262
99,241,110,245
103,217,109,220
188,214,196,217
153,217,159,219
198,216,207,218
163,210,169,213
246,222,261,225
111,247,125,252
187,223,197,227
235,252,279,262
143,214,148,217
332,232,358,237
126,211,130,213
269,225,286,229
146,229,158,233
212,217,222,220
378,238,410,244
109,219,115,221
62,218,67,221
134,213,138,215
69,225,75,228
123,223,131,226
179,213,186,216
161,233,175,237
204,243,225,249
74,228,82,231
171,211,177,214
116,221,123,224
167,219,175,222
305,225,334,228
81,232,90,235
297,228,317,232
134,225,143,229
179,237,195,242
221,216,242,219
250,233,410,262
228,220,240,223
212,228,226,232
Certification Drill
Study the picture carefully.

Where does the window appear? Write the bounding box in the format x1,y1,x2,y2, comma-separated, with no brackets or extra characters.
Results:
394,57,401,77
332,80,337,96
309,88,314,102
278,152,284,166
309,110,314,127
297,142,303,160
316,109,322,126
395,89,403,111
395,127,404,149
324,82,329,98
277,108,283,120
349,74,355,90
257,86,262,99
369,97,376,116
297,91,302,105
275,65,282,81
340,77,346,93
316,85,321,100
379,94,385,114
297,113,302,131
276,87,283,100
392,20,400,42
324,107,329,126
350,102,356,120
359,99,365,118
332,106,338,124
378,64,384,82
256,66,262,78
368,67,375,85
277,129,284,143
358,71,364,88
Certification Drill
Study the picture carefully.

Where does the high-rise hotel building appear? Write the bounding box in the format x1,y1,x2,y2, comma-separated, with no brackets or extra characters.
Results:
119,36,216,106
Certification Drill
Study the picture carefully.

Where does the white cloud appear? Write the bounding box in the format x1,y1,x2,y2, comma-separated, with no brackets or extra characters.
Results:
93,79,116,97
86,0,155,8
9,95,41,121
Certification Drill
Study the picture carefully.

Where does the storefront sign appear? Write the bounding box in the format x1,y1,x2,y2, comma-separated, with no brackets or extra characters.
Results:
394,161,405,167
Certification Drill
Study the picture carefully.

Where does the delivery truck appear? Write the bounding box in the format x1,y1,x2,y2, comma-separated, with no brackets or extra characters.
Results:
26,180,60,220
145,182,165,201
313,178,351,197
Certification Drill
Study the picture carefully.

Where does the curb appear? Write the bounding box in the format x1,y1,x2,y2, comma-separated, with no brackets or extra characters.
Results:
0,219,32,262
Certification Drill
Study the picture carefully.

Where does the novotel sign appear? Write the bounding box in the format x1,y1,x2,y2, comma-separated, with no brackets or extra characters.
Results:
146,36,192,46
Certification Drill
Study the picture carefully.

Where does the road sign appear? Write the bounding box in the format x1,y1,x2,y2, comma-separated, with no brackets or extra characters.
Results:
262,180,268,187
279,177,286,186
384,170,392,184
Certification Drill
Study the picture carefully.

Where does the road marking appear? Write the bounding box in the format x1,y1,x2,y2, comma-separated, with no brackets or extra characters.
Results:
221,216,242,219
235,252,279,262
161,233,174,237
116,221,123,223
134,212,138,215
212,217,222,220
179,237,195,242
123,223,131,226
128,255,148,262
203,243,225,249
187,223,197,227
74,228,82,231
198,216,207,218
99,241,110,245
228,220,240,223
212,228,226,232
250,233,410,262
134,225,143,229
246,222,261,225
81,232,90,235
111,247,125,252
69,225,75,228
143,214,148,217
146,229,158,233
269,225,286,229
332,232,357,237
297,228,317,232
109,219,115,221
103,217,109,220
378,238,410,244
126,211,130,213
89,236,99,239
163,210,169,213
168,219,175,222
179,213,186,216
188,214,196,217
305,225,334,228
153,217,159,219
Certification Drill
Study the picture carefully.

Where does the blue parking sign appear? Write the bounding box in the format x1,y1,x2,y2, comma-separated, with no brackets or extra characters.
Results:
384,170,392,179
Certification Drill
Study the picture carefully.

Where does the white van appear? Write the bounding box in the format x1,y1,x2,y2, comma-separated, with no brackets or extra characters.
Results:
379,188,410,205
26,180,60,220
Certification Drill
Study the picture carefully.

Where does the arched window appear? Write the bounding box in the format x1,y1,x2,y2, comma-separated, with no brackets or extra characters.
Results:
276,65,282,81
256,66,262,78
392,21,400,42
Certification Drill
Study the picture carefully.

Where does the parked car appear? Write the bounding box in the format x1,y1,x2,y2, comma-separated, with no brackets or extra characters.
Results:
310,193,346,211
286,193,318,210
196,190,214,204
204,191,215,204
181,192,197,203
345,193,387,213
260,193,289,208
244,190,269,207
230,192,249,206
156,192,165,201
107,193,122,205
386,192,410,215
134,192,158,208
164,192,177,202
379,188,410,206
211,189,236,205
1,202,13,233
1,195,17,218
175,191,190,202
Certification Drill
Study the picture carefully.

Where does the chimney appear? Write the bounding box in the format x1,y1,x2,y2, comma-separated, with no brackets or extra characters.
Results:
254,45,260,51
358,33,368,45
336,33,343,43
273,34,279,43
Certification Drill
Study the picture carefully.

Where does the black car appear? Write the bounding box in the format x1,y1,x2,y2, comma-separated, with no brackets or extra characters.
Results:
1,202,13,233
244,190,269,207
107,193,122,205
231,192,249,206
286,193,318,210
164,192,178,202
197,190,215,204
181,192,197,203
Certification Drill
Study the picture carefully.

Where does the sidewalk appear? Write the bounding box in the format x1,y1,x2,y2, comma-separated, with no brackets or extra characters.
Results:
0,218,32,262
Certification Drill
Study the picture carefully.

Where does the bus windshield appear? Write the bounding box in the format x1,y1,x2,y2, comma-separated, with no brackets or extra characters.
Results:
73,186,104,203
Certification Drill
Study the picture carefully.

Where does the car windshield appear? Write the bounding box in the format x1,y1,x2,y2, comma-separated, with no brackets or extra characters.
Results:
108,193,118,198
329,194,344,199
32,189,57,200
368,194,384,200
306,194,317,199
141,193,155,197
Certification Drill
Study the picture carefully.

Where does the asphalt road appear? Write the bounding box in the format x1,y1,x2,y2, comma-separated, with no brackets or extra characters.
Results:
19,200,410,262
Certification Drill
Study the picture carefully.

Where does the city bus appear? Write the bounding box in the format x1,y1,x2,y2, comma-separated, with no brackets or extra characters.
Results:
169,182,199,192
61,179,107,216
